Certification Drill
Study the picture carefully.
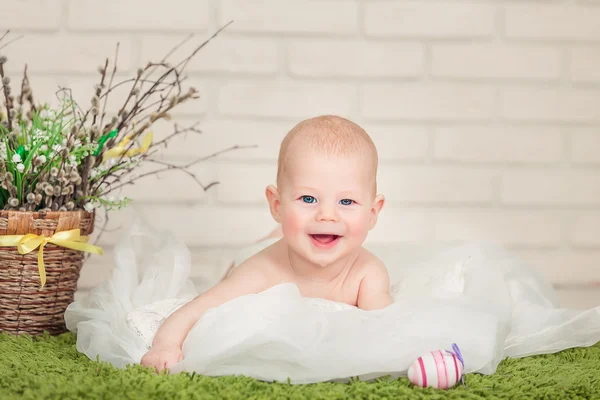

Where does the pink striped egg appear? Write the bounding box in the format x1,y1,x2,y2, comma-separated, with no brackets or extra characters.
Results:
407,350,464,389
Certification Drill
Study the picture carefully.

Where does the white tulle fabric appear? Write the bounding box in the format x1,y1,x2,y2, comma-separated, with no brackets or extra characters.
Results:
64,215,600,384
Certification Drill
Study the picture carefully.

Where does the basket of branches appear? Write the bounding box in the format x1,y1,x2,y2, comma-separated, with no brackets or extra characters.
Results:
0,24,239,336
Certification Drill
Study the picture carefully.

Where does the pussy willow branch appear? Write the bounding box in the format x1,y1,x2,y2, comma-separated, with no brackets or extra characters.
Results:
144,158,219,191
132,32,193,106
19,65,27,105
90,65,187,176
88,21,232,196
0,63,12,133
0,30,9,45
54,89,82,203
88,120,204,197
127,31,197,123
114,62,183,139
90,59,108,129
79,58,109,199
152,121,202,149
99,42,120,132
96,144,256,197
0,30,23,51
100,77,177,98
115,20,232,143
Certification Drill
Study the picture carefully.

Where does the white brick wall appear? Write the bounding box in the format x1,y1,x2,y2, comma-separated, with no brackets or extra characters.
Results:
364,2,496,38
504,4,600,41
219,0,358,34
3,0,600,308
288,41,424,78
68,0,211,32
362,83,496,121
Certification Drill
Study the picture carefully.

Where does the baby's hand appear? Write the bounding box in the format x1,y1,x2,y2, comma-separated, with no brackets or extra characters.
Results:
140,343,183,373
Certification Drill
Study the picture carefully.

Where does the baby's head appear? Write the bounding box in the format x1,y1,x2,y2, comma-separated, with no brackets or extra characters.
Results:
266,115,384,267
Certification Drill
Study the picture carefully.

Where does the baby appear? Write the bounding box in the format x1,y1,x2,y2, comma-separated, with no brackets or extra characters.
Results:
140,115,393,372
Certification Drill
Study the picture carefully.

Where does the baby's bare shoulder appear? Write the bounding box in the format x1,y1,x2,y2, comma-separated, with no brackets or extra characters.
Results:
229,240,286,281
354,249,394,310
352,248,388,279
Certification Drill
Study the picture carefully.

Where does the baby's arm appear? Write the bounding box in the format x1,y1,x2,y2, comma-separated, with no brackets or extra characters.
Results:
140,260,271,372
357,259,394,310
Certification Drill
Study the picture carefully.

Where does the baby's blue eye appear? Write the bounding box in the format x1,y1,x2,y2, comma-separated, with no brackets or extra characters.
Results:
339,199,354,206
302,196,316,204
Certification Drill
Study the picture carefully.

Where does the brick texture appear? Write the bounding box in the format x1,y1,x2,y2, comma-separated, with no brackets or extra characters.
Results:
0,0,63,30
288,40,424,78
4,1,599,304
361,83,495,121
505,4,600,41
218,0,358,35
433,126,563,164
68,0,210,32
364,2,496,38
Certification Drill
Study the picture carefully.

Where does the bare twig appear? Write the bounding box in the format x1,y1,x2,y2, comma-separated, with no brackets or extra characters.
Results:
0,31,24,51
96,144,256,196
0,63,13,133
0,22,247,214
78,58,109,199
0,30,9,44
19,64,27,105
151,121,202,149
116,21,232,138
99,42,120,131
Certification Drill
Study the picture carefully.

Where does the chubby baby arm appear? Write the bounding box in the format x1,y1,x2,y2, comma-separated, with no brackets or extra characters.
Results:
140,260,271,372
357,259,394,311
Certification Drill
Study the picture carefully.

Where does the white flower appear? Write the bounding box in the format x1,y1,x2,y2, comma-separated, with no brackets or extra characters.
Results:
16,163,24,173
84,202,96,212
39,110,48,119
52,144,62,152
12,154,21,163
40,144,48,151
38,155,47,164
74,139,82,148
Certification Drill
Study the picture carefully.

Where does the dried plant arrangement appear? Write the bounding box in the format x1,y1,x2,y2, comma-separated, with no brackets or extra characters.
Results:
0,23,239,216
0,23,244,335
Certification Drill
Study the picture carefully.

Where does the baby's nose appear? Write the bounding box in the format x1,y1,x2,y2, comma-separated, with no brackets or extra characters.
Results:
316,205,339,222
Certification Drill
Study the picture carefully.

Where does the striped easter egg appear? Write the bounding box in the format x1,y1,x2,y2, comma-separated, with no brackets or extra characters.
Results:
407,349,464,389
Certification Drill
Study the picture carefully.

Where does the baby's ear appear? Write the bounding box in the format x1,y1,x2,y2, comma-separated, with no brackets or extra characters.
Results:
368,194,385,230
265,185,282,223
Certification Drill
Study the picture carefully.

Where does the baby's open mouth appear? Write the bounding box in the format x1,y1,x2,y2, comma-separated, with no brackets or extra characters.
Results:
309,234,341,246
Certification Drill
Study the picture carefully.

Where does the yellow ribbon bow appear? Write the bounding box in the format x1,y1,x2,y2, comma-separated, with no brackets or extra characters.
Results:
103,131,153,161
0,229,104,290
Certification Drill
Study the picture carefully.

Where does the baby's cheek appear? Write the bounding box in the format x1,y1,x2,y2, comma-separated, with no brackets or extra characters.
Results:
282,208,305,237
345,213,371,241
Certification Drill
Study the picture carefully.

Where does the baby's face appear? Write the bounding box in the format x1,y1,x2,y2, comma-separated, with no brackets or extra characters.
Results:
275,152,382,267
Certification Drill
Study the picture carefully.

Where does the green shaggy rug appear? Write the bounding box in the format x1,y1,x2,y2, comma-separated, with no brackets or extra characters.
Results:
1,333,599,399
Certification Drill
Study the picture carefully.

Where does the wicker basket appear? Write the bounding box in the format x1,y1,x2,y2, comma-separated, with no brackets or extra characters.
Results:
0,210,95,336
